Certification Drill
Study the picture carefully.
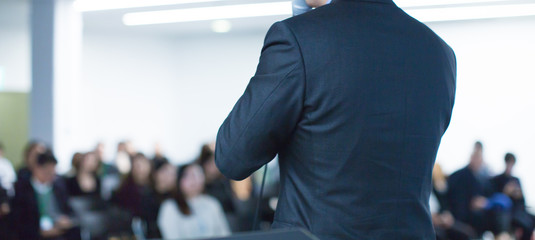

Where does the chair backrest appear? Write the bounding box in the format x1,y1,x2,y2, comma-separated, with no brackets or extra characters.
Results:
69,196,111,238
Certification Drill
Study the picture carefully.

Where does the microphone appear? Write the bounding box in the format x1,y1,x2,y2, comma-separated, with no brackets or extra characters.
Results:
252,165,268,230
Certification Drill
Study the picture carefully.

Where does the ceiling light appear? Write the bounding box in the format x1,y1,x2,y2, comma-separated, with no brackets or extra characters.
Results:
211,20,232,33
74,0,223,12
406,3,535,22
122,2,292,26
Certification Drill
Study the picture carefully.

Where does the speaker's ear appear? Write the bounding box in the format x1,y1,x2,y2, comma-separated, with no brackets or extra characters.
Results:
305,0,331,8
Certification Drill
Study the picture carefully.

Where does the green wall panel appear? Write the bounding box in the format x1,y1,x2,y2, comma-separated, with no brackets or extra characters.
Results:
0,92,29,169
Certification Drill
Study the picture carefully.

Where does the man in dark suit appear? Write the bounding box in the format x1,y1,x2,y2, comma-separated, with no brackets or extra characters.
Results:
215,0,456,239
492,153,534,240
13,151,81,240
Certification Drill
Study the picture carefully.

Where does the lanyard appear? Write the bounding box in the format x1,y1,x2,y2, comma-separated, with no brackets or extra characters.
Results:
36,188,53,218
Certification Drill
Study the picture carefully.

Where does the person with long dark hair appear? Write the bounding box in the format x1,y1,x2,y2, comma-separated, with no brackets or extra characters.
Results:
157,163,229,239
113,152,151,213
64,152,101,197
113,152,159,238
140,157,178,239
197,143,235,213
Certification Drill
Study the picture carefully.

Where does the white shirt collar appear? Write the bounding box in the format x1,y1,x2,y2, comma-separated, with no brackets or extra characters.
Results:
31,177,53,194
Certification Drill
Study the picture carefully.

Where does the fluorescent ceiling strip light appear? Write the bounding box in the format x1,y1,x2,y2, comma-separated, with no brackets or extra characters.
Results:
74,0,223,12
406,3,535,22
395,0,509,8
123,2,292,26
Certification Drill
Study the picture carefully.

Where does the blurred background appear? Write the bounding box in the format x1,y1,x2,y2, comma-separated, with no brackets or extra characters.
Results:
0,0,534,239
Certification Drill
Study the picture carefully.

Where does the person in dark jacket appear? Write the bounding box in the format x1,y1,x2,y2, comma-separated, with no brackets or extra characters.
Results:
113,153,161,238
64,152,101,197
492,153,534,240
448,148,512,238
0,186,10,240
197,143,236,214
432,164,476,240
13,151,81,240
215,0,456,239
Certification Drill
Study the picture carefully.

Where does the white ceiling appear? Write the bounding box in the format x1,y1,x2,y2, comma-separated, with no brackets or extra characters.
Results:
81,0,291,37
2,0,535,37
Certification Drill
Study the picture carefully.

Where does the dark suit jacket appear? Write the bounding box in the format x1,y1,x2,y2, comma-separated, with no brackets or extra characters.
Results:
215,0,456,239
13,177,73,240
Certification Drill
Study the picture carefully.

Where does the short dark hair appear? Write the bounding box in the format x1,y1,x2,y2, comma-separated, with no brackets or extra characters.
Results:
133,152,147,161
474,141,483,150
197,144,214,166
152,156,169,172
36,151,58,166
505,153,516,163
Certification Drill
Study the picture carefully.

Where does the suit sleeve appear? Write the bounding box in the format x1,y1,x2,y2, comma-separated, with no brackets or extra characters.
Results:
215,21,305,180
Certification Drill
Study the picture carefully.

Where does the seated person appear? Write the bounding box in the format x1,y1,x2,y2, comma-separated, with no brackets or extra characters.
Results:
0,186,11,239
0,141,16,196
158,163,230,239
64,152,101,197
145,158,179,238
113,153,152,216
17,141,46,181
492,153,534,240
13,151,81,240
113,152,161,238
94,142,121,201
197,143,236,213
431,164,476,240
447,146,511,238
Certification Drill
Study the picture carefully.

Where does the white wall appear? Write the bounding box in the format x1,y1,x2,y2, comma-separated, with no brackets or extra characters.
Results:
78,31,265,164
0,0,30,92
0,27,30,92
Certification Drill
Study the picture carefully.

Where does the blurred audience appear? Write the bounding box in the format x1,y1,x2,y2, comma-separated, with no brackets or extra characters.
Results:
13,151,81,240
17,141,46,181
0,141,16,196
65,152,83,178
431,163,476,240
0,183,10,239
448,143,512,239
113,153,151,215
94,143,121,201
197,143,236,213
1,139,532,240
113,152,161,238
64,152,101,197
474,141,495,181
158,163,230,239
115,141,133,175
492,153,534,240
